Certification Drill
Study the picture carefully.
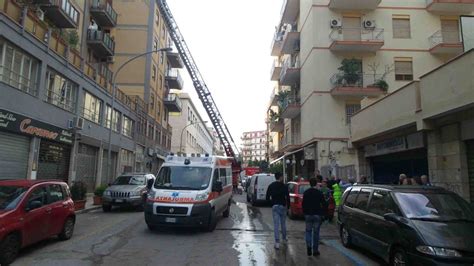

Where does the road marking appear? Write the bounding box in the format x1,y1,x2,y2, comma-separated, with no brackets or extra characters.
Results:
323,239,368,266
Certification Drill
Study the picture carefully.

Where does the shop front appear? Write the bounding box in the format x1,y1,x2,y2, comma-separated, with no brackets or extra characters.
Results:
364,132,428,184
467,140,474,204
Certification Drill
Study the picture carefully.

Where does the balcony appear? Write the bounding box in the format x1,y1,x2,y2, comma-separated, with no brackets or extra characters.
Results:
87,30,115,57
329,0,381,10
164,93,182,112
330,73,387,98
426,0,474,13
280,57,300,86
279,95,301,119
270,29,284,56
166,52,184,68
38,0,79,28
429,30,463,55
270,60,282,81
281,29,300,55
165,69,184,90
329,28,384,53
269,89,279,106
280,0,299,24
90,0,118,28
270,119,284,132
96,63,113,90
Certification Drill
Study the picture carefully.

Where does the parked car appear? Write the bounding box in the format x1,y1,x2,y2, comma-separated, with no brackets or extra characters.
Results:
102,173,155,212
337,185,474,266
286,181,335,220
246,173,276,206
0,179,75,265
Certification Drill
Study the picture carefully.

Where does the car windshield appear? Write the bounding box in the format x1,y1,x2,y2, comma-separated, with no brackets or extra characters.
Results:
395,192,474,221
0,186,28,210
113,175,146,185
298,184,310,194
155,166,212,190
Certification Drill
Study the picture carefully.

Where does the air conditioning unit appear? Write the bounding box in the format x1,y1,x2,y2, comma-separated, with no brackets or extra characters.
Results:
330,19,342,28
363,20,376,29
72,117,84,129
36,9,44,21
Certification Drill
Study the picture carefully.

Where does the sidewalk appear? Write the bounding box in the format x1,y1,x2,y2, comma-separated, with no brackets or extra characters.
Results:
75,193,101,214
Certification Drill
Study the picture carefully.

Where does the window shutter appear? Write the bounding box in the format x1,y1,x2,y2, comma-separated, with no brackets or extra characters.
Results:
395,61,412,75
393,18,411,39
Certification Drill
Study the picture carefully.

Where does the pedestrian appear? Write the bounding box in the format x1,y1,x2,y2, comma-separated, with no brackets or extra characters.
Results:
266,172,290,250
399,174,407,185
302,177,328,256
413,176,422,185
421,175,432,186
332,178,343,208
402,178,412,185
359,175,369,184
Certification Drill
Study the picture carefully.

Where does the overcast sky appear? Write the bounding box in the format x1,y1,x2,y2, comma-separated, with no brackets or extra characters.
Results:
167,0,283,150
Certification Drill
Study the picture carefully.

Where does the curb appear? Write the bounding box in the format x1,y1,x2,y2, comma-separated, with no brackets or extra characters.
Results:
75,205,101,214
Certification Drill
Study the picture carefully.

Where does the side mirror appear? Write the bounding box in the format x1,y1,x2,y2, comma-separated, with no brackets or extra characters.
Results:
26,200,43,211
213,180,223,193
384,213,401,223
146,179,154,190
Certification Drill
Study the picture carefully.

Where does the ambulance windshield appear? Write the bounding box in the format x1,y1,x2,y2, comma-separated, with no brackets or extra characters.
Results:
155,166,212,190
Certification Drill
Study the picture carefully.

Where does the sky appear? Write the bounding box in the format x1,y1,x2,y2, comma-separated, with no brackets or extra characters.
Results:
167,0,283,150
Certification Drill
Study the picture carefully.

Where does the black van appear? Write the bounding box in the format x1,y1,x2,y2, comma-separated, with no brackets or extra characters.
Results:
337,185,474,266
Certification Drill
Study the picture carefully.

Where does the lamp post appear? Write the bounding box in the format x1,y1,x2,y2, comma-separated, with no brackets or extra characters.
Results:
179,121,208,154
106,47,172,182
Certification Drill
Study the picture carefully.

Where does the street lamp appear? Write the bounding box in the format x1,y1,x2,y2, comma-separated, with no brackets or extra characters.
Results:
179,121,208,154
106,47,172,182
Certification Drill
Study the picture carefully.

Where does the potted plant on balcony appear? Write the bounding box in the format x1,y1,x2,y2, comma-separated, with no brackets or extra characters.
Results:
276,90,289,109
93,185,107,205
337,58,362,86
70,181,87,211
367,62,394,92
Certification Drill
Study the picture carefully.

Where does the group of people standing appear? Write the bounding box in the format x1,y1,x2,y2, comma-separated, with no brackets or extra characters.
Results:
398,174,432,186
266,173,329,256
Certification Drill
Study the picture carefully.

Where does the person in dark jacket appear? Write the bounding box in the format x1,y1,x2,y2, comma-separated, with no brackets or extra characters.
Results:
302,177,328,256
266,172,290,250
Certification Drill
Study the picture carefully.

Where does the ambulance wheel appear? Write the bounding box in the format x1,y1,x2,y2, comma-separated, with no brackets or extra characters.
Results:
207,210,217,232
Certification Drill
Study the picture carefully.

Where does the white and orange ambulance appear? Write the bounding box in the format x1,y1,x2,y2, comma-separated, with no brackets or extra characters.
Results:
144,154,233,231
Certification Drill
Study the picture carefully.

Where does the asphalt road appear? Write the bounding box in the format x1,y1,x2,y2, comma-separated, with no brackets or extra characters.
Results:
13,193,384,266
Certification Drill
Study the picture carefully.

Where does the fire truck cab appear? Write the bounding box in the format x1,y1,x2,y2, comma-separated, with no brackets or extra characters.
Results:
144,154,233,232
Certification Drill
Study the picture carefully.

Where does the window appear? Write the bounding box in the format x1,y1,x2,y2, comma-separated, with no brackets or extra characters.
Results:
153,37,158,51
27,186,48,207
159,75,163,90
157,101,161,118
155,8,160,25
152,64,157,80
393,17,411,39
83,92,102,123
150,93,155,111
0,39,39,95
48,184,64,203
122,116,133,137
220,168,227,185
160,51,164,64
345,104,361,124
345,188,360,207
45,69,78,112
368,190,397,216
354,189,371,210
395,59,413,81
288,183,295,194
105,106,120,132
148,123,154,139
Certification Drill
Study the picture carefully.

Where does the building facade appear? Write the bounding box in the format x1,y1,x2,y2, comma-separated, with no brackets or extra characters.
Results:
113,0,183,174
168,93,213,155
351,50,474,202
0,0,140,191
268,0,474,180
241,130,267,163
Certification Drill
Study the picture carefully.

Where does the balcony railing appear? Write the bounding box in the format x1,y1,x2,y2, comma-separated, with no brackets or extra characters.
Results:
329,28,384,52
90,0,118,27
87,29,115,56
279,94,301,119
426,0,474,13
329,0,381,10
270,60,282,81
329,73,387,97
165,69,184,90
280,0,299,24
280,56,300,85
428,30,463,54
39,0,79,28
164,93,182,112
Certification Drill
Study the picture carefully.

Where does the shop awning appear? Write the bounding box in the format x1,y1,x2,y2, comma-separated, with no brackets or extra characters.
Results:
269,147,304,165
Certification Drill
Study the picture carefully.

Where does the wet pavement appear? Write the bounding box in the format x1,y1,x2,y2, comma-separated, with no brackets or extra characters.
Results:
12,193,384,266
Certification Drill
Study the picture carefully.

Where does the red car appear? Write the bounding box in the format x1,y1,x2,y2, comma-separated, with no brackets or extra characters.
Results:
0,179,76,265
287,181,335,220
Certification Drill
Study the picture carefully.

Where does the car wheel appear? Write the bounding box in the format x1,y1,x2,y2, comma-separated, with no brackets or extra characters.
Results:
207,210,217,232
147,223,157,231
391,248,408,266
58,217,75,240
340,225,352,248
223,202,230,218
0,233,21,265
102,204,112,212
251,195,257,207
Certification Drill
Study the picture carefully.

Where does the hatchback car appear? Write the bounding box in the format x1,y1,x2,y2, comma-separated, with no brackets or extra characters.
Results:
102,173,155,212
337,185,474,266
0,179,76,265
287,181,335,220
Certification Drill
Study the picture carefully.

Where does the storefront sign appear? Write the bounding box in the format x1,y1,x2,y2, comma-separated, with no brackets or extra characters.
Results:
0,109,73,144
365,132,425,157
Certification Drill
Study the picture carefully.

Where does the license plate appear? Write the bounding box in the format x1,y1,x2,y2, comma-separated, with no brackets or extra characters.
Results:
115,199,124,203
165,217,176,223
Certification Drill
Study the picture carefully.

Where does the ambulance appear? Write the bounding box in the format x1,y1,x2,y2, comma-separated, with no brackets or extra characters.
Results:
144,154,233,232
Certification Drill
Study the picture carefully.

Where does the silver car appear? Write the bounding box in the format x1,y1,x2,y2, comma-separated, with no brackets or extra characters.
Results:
102,173,155,212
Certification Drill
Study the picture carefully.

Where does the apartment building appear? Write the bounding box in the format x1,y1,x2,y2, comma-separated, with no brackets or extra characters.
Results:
113,0,184,173
0,0,140,191
209,127,225,156
241,130,267,163
168,93,213,155
268,0,474,180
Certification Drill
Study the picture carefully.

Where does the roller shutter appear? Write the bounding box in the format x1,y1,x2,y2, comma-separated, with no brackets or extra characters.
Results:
0,131,30,179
